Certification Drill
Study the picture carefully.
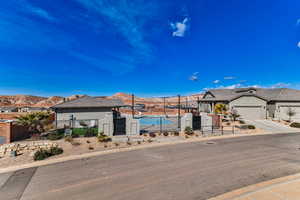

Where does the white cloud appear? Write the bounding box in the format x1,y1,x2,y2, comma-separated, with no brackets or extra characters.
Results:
213,80,220,84
297,19,300,26
297,41,300,48
170,17,190,37
224,76,236,80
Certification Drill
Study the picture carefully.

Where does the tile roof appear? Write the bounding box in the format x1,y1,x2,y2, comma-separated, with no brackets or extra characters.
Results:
201,88,300,102
51,96,124,109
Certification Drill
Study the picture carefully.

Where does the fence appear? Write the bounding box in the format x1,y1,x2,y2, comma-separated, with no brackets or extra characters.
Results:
199,125,255,137
138,115,181,134
55,119,99,136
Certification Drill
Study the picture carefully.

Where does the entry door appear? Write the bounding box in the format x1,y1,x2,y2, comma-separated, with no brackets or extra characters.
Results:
113,118,126,136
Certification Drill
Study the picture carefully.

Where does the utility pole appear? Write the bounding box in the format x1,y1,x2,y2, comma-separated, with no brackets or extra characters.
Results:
178,95,181,129
132,94,135,118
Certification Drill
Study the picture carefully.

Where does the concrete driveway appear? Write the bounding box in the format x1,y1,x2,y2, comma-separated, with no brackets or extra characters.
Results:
245,119,298,133
1,133,300,200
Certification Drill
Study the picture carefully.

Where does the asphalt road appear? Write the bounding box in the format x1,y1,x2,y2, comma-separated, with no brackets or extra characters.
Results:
1,133,300,200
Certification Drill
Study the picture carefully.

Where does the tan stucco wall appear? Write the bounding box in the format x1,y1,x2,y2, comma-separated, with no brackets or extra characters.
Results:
275,102,300,121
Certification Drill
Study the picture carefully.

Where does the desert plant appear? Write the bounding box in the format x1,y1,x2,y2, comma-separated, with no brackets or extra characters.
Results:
184,126,194,135
286,108,296,122
226,122,231,126
214,103,228,114
173,131,180,136
127,141,132,145
114,142,119,147
163,132,169,136
97,133,112,143
149,132,156,138
229,109,240,121
64,136,73,143
86,140,91,144
137,141,142,145
88,146,94,150
147,139,153,143
49,147,63,155
185,135,189,139
239,120,245,124
16,111,53,135
47,131,64,140
33,149,50,161
247,125,256,129
104,144,108,148
290,122,300,128
71,141,81,146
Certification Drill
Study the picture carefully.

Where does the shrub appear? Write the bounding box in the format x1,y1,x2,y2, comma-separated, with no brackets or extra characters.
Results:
33,147,63,161
184,127,194,135
149,132,156,138
127,141,132,145
88,146,94,150
173,131,180,136
71,141,81,146
185,135,189,139
33,149,50,161
147,139,153,143
47,131,63,140
64,136,73,143
84,128,97,137
248,125,256,129
97,134,112,143
86,140,91,144
137,141,142,145
239,120,245,124
49,147,63,155
114,142,119,147
163,132,169,136
104,144,108,148
290,122,300,128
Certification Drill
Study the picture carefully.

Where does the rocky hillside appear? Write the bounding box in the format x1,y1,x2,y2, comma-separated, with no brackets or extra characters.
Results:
0,93,202,108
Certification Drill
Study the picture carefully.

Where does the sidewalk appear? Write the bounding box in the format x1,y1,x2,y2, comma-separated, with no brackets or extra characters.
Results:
210,173,300,200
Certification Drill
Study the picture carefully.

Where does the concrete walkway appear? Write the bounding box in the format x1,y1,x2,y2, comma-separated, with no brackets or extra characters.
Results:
245,120,298,133
210,173,300,200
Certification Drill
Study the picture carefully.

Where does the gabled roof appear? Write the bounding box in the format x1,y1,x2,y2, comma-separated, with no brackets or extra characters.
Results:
51,96,124,109
201,88,300,102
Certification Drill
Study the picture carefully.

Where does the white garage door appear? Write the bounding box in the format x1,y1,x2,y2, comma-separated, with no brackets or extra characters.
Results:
279,106,300,121
234,106,264,120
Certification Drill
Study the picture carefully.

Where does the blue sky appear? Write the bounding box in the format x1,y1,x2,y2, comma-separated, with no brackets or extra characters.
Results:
1,0,300,97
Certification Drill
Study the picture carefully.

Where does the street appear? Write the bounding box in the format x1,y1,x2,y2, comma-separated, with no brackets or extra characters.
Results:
1,133,300,200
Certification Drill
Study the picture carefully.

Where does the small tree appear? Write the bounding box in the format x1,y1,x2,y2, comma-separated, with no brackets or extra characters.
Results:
229,109,240,122
286,108,296,122
16,112,52,135
214,104,228,115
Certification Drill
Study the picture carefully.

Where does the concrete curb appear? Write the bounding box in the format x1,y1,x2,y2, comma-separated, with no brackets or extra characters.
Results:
209,173,300,200
0,131,299,174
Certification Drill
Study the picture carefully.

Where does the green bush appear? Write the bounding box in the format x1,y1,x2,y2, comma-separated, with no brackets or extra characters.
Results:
33,147,63,161
290,122,300,128
72,128,98,137
248,125,256,129
49,147,63,155
33,149,51,161
184,127,194,135
47,131,64,140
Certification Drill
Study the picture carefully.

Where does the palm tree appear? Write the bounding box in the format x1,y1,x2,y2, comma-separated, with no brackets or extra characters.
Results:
16,112,52,134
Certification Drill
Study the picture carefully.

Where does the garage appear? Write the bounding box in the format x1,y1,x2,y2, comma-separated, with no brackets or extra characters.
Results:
234,106,265,120
278,106,300,121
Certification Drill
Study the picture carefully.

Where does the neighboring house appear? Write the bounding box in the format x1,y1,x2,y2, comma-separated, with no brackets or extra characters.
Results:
199,87,300,121
51,96,126,135
0,107,18,113
18,107,48,113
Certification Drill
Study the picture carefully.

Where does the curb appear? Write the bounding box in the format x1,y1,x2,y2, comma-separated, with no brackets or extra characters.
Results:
0,131,299,174
209,173,300,200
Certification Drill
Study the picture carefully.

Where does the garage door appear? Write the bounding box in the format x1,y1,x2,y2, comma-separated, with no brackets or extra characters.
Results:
279,106,300,121
234,106,264,120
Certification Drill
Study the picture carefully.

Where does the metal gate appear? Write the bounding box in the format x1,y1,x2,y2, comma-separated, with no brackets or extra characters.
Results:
193,115,201,130
113,117,126,136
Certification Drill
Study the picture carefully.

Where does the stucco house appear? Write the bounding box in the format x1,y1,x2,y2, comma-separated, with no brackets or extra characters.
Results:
199,87,300,121
51,96,125,135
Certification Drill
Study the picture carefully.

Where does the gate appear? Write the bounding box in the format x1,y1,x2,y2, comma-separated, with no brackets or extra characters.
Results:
193,115,201,130
113,117,126,136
